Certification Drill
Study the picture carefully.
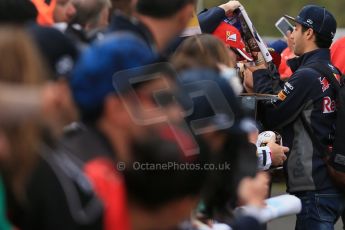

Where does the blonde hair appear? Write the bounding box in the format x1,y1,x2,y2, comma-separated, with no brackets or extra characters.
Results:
0,26,48,203
171,34,236,72
0,27,47,85
74,0,112,28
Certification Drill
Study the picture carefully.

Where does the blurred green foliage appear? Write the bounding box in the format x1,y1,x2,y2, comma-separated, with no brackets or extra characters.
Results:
201,0,345,36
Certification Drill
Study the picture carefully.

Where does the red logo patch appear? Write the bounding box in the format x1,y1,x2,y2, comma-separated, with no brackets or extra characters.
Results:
322,96,336,114
320,77,330,92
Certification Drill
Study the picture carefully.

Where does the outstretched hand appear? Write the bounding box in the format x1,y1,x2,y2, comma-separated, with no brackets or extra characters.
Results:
237,172,270,207
219,1,242,16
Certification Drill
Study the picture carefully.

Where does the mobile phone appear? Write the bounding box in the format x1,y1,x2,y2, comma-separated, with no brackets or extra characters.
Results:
275,17,293,36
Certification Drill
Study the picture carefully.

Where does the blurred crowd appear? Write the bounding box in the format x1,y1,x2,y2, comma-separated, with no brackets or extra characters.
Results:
0,0,344,230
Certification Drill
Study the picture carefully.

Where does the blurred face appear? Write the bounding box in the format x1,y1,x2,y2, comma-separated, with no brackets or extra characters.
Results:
240,63,256,93
41,80,78,138
98,6,110,29
227,48,237,67
54,0,77,23
291,23,307,56
138,77,184,123
104,77,185,162
85,5,110,31
172,3,195,37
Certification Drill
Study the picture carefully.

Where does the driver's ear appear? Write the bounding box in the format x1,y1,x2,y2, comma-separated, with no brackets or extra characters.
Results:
305,28,315,40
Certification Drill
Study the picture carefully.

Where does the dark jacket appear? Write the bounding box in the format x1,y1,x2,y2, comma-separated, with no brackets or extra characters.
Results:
198,7,226,34
15,126,109,230
253,48,340,193
108,12,157,54
178,68,258,205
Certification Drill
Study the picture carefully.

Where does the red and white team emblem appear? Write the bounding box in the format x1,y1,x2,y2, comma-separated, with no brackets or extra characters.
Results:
322,96,336,114
320,77,330,92
226,31,237,42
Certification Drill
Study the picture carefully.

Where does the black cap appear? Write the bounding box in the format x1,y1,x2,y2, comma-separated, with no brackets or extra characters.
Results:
285,5,337,40
27,23,79,79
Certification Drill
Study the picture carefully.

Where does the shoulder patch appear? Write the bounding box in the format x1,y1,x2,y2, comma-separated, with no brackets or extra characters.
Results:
319,77,330,92
278,90,287,101
282,82,294,96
